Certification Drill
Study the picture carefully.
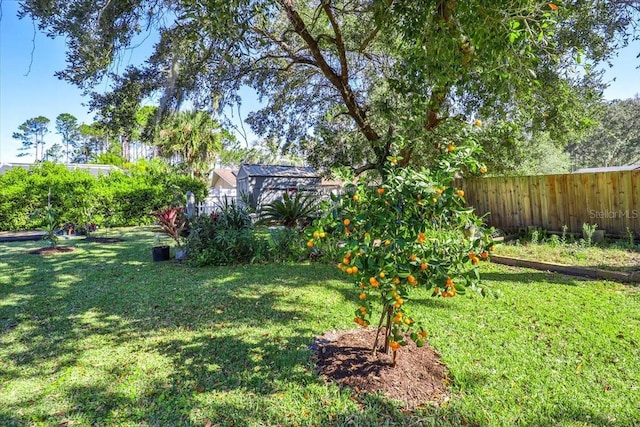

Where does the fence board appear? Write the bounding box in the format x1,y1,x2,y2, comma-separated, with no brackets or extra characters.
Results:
458,170,639,237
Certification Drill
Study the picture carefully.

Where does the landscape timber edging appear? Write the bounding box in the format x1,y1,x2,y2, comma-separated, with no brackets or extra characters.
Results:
490,255,640,284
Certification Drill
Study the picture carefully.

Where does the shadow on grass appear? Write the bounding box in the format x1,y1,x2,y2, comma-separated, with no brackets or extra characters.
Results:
481,269,588,286
2,235,636,426
1,238,349,424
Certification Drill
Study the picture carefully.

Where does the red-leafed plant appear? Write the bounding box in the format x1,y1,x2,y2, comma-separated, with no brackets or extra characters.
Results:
151,206,187,248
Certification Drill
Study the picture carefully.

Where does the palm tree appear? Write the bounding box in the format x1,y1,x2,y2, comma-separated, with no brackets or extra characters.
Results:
155,110,223,178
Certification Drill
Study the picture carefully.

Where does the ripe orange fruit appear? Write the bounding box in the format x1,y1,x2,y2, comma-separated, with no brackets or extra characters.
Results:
420,263,428,271
377,187,385,195
457,189,465,197
369,277,379,287
352,194,359,202
312,231,319,239
352,266,358,274
307,240,314,248
343,218,351,226
480,251,489,259
359,293,367,300
447,143,455,152
480,167,487,174
359,306,367,314
474,119,482,127
393,277,400,285
346,267,354,275
410,254,417,261
379,271,386,279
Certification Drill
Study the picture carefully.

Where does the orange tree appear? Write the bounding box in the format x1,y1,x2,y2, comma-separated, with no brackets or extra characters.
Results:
308,126,494,365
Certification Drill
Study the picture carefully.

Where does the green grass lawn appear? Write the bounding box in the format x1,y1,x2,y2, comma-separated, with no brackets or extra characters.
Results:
494,240,640,273
1,228,639,426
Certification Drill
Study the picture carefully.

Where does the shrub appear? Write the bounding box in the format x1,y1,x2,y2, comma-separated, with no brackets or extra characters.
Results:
0,161,206,231
259,191,320,228
186,200,258,266
264,226,306,262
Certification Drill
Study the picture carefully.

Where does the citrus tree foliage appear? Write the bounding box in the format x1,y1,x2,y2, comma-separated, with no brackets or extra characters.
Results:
565,96,640,168
18,0,639,174
307,127,494,359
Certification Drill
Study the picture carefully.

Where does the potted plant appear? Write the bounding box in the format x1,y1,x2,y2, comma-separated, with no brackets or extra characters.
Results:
151,206,188,261
151,234,171,262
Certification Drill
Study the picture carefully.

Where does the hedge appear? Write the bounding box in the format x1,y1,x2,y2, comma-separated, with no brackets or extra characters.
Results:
0,161,207,231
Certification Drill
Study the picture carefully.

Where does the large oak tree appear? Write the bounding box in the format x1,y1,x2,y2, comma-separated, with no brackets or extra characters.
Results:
19,0,639,175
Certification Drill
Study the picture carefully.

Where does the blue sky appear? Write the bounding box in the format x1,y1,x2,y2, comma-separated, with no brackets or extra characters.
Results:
1,2,639,163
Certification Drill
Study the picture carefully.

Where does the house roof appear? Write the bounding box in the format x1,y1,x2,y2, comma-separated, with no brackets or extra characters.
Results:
0,162,120,177
211,169,237,187
238,164,319,179
320,178,343,188
573,165,640,173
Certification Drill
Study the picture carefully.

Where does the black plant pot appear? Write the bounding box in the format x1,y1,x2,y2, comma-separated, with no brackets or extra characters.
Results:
151,245,170,262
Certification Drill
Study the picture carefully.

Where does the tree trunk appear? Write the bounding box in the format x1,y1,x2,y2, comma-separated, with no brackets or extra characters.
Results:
372,304,393,355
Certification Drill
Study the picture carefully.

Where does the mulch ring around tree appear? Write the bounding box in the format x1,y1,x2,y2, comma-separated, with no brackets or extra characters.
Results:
28,246,76,255
311,328,450,409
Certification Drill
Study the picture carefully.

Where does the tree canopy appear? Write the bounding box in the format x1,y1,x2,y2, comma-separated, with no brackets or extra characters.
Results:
55,113,80,163
565,96,640,169
12,115,51,161
19,0,640,175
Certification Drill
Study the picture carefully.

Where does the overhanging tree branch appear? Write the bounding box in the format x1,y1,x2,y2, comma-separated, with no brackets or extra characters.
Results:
280,0,380,144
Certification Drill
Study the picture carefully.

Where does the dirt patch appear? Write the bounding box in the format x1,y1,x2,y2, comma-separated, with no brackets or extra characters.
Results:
28,246,76,255
84,236,124,244
312,328,449,409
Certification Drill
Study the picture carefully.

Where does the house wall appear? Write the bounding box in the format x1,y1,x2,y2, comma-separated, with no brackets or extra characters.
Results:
211,177,235,192
236,166,322,209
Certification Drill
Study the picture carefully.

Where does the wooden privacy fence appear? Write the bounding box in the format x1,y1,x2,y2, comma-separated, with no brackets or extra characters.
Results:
457,170,640,237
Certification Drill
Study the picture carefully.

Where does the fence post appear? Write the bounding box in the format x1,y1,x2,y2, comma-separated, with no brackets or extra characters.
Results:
186,191,196,219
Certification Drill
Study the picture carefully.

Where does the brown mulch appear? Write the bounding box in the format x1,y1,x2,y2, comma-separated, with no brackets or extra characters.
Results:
312,328,450,409
84,236,124,244
28,246,76,255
